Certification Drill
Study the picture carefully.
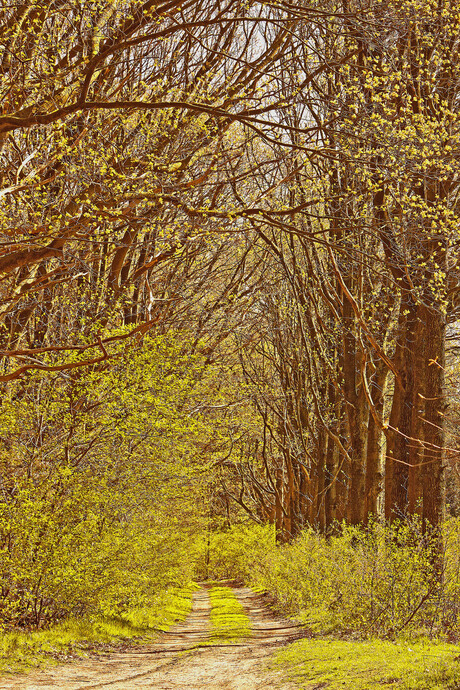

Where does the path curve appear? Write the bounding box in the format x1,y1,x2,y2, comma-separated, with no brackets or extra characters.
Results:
0,587,303,689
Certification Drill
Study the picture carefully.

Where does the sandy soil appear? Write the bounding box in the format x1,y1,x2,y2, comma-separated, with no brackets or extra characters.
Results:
0,587,304,689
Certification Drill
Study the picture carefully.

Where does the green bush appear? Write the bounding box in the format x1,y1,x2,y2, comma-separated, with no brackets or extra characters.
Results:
0,333,209,628
195,523,276,581
203,520,460,639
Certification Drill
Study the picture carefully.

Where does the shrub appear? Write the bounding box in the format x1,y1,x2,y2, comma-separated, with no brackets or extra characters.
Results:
195,523,276,581
204,519,460,639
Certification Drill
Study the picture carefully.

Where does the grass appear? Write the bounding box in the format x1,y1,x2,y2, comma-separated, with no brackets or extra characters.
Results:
272,637,460,689
208,586,251,642
0,584,197,675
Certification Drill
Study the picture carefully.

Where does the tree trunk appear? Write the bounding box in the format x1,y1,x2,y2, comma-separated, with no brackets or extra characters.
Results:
342,294,368,524
364,362,387,522
336,415,349,523
408,312,426,515
421,304,446,530
325,430,337,530
314,427,326,531
386,295,418,521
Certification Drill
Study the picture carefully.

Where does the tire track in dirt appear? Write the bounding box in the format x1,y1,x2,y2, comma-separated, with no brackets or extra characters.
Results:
0,586,304,689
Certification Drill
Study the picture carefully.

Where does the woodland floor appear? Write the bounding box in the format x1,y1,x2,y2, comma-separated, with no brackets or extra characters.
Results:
0,587,305,689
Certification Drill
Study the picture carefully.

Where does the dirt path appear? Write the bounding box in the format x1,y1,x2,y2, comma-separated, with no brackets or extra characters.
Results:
0,587,303,689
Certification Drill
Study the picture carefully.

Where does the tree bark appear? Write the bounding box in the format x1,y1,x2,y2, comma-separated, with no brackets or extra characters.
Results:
386,295,418,521
364,362,387,522
421,304,446,530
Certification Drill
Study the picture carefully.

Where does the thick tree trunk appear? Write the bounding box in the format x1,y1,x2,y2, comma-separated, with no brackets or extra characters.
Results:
347,405,369,525
342,295,368,524
386,295,418,521
336,416,349,523
299,462,310,530
275,466,284,539
314,427,326,531
325,430,337,530
285,449,295,539
421,304,446,530
408,312,426,515
386,293,445,527
364,363,387,522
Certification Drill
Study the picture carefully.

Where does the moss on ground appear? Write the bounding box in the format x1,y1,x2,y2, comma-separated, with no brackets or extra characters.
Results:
208,586,251,642
272,637,460,689
0,584,197,675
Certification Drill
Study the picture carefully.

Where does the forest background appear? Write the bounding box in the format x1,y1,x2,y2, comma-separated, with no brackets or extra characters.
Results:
3,0,460,670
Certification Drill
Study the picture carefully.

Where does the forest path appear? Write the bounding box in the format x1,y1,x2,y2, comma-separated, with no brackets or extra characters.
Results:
0,587,303,689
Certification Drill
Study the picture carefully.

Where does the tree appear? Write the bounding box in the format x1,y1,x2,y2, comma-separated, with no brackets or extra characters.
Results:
215,0,460,532
0,0,304,377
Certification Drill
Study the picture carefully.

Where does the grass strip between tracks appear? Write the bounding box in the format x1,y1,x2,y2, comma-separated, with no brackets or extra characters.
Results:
208,586,251,643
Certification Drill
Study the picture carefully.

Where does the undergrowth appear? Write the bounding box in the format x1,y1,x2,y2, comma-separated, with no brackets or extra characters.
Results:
200,522,460,688
199,520,460,640
272,638,460,690
0,584,197,675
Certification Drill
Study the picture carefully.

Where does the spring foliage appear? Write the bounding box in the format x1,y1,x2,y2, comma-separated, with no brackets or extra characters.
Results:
0,333,220,628
201,521,460,640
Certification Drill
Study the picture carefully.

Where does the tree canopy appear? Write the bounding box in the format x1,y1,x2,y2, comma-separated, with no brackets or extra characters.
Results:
1,0,460,628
